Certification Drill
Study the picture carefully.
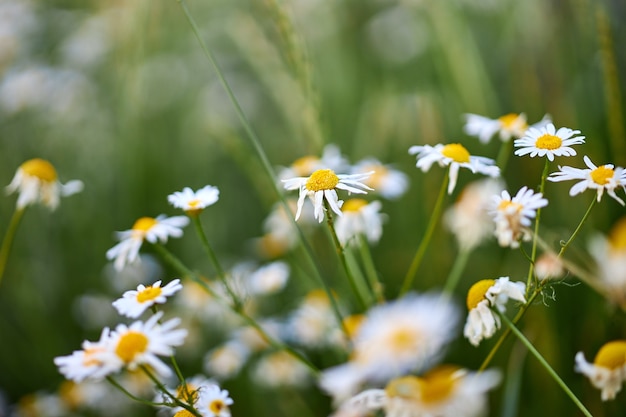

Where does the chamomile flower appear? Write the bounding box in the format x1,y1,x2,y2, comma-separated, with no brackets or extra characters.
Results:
112,279,183,318
514,123,585,161
203,341,250,380
168,185,220,215
547,155,626,205
408,143,500,194
286,289,343,349
464,113,551,144
352,158,409,199
282,169,373,223
575,340,626,401
106,312,187,377
6,158,83,210
277,144,350,180
252,350,311,388
490,186,548,249
463,277,526,346
106,215,189,271
246,261,290,296
194,384,233,417
334,199,385,246
588,217,626,306
54,328,117,382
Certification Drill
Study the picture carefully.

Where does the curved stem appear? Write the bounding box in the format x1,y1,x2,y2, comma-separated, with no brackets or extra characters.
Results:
525,159,550,296
141,366,202,417
0,207,25,288
558,197,596,259
106,376,172,408
442,248,471,295
357,234,385,303
400,171,449,295
496,139,513,173
497,312,593,417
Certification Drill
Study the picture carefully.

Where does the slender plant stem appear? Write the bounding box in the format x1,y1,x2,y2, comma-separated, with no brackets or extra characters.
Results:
442,247,471,295
400,171,449,295
496,139,513,172
325,206,368,311
525,159,550,295
344,246,375,306
106,376,171,408
558,197,596,258
497,312,593,417
0,207,25,287
357,234,385,303
141,366,202,417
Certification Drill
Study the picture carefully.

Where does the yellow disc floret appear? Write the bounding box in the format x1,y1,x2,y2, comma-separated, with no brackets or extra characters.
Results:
136,285,163,303
535,134,562,150
305,169,339,191
132,217,158,233
343,314,365,339
590,165,614,186
21,158,58,182
497,200,523,212
498,113,526,130
174,410,196,417
342,199,368,212
209,399,226,414
608,217,626,251
115,331,149,363
441,144,471,163
466,279,496,310
292,155,319,176
593,340,626,370
417,365,461,404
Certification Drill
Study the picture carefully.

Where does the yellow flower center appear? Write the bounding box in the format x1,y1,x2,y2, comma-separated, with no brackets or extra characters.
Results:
441,144,470,163
385,375,422,401
363,165,387,188
176,383,199,404
21,158,58,182
136,285,163,303
342,199,368,213
115,331,149,363
174,410,196,417
590,165,614,186
58,381,81,410
209,399,226,414
466,279,496,310
132,217,158,233
608,217,626,251
498,200,523,212
305,169,339,191
535,134,562,150
343,314,365,339
292,155,319,176
593,340,626,370
389,327,418,353
417,365,461,404
498,113,527,131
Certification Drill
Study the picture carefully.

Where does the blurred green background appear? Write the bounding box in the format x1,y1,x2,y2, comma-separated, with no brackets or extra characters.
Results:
0,0,625,415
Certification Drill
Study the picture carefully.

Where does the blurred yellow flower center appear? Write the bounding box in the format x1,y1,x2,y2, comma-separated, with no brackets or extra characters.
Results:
209,400,226,414
342,199,368,212
116,331,149,363
177,383,199,404
187,199,201,208
136,286,163,303
306,169,339,191
174,410,195,417
292,155,319,176
364,165,386,188
59,380,80,410
590,165,614,185
81,347,105,367
386,375,421,401
467,279,496,310
21,158,58,182
132,217,158,232
441,144,470,163
608,217,626,251
417,365,460,404
305,289,330,306
389,327,418,352
343,314,365,339
535,134,562,150
593,340,626,369
498,200,523,212
498,113,526,130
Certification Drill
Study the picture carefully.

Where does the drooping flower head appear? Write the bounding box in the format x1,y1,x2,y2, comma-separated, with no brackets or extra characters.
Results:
334,199,385,246
409,143,500,194
547,155,626,205
282,168,373,222
168,185,220,215
490,186,548,248
575,340,626,401
6,158,83,210
463,277,526,346
106,215,189,271
112,279,183,318
514,123,585,161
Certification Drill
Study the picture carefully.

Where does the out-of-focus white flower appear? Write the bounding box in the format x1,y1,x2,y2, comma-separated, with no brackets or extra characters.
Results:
168,185,220,215
588,216,626,306
246,261,290,296
514,123,585,161
534,252,565,280
352,158,409,200
463,277,526,346
278,144,350,180
575,340,626,401
464,113,551,144
204,341,250,380
286,290,342,349
251,350,311,388
334,199,385,246
6,158,83,210
54,328,118,382
112,279,183,318
409,143,500,194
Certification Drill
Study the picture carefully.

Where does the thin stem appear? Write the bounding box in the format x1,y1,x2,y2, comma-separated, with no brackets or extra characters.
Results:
325,206,369,311
141,366,202,417
496,139,513,172
400,171,449,295
442,248,471,295
497,312,593,417
106,376,171,408
357,234,385,303
558,197,596,259
0,207,25,288
525,159,550,295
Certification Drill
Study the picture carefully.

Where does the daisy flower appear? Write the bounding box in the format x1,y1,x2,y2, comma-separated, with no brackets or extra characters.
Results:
112,279,183,318
194,384,234,417
352,158,409,199
319,293,460,402
54,328,118,382
333,366,501,417
588,216,626,306
6,158,83,210
334,199,385,246
168,185,220,215
277,144,350,180
203,341,250,380
286,289,344,349
408,143,500,195
252,350,311,388
547,155,626,205
490,186,548,249
246,261,290,296
464,113,551,144
575,340,626,401
106,311,187,377
282,168,373,223
534,252,565,281
106,215,189,271
514,123,585,161
463,277,526,346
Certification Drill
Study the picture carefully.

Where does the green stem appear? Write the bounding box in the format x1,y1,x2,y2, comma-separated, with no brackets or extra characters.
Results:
525,159,550,295
325,206,368,311
558,197,596,259
106,376,171,408
357,234,385,303
0,208,25,288
141,366,202,417
496,139,513,172
400,171,449,295
497,312,593,417
442,248,471,295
